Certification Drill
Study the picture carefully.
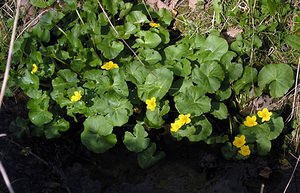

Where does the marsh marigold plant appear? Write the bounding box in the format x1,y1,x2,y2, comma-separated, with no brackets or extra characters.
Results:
149,21,160,28
238,145,251,156
31,64,38,74
233,135,246,148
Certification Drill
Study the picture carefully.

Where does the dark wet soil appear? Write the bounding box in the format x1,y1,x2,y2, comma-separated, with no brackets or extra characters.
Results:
0,99,299,193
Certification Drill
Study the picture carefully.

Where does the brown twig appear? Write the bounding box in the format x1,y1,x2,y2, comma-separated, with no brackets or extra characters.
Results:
283,152,300,193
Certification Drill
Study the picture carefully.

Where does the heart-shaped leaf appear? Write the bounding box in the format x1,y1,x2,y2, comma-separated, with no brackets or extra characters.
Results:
137,143,166,169
138,67,173,101
258,63,294,98
123,123,150,153
174,86,211,116
192,61,225,93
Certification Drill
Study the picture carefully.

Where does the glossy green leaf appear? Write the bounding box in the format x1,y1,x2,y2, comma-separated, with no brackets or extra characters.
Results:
164,44,188,61
137,143,166,169
198,35,228,61
192,61,225,93
145,100,170,128
81,132,117,153
97,39,124,60
45,118,70,139
126,11,149,24
186,116,213,142
258,64,294,98
29,110,53,127
102,0,119,16
84,115,113,136
134,31,161,48
124,61,149,85
123,123,150,153
256,138,271,155
210,102,229,120
285,35,300,51
269,116,284,140
138,68,173,101
174,86,211,116
233,66,258,94
90,94,133,127
139,48,162,64
167,59,192,77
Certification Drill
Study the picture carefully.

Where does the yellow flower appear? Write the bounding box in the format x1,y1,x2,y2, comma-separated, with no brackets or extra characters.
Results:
233,135,246,148
70,91,82,103
257,108,272,122
243,115,258,127
238,145,251,156
146,97,156,111
149,21,160,28
31,64,38,74
101,61,119,70
178,113,191,125
170,120,184,132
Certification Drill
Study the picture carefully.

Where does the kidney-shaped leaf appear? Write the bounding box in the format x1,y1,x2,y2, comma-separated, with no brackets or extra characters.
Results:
126,11,149,24
187,116,212,142
258,64,294,98
29,110,53,127
135,31,162,48
199,35,228,61
123,123,150,153
138,68,173,101
174,86,211,116
81,132,117,153
137,143,166,169
83,115,114,136
192,61,225,93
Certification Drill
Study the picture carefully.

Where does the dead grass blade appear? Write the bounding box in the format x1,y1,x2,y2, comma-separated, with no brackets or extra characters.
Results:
0,0,21,109
0,161,15,193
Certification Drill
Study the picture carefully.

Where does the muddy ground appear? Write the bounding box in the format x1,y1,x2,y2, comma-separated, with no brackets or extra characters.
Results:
0,99,299,193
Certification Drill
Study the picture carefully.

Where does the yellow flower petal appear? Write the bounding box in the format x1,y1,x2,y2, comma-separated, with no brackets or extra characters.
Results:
149,21,160,28
243,115,258,127
257,108,272,122
178,113,191,125
101,61,119,70
70,91,82,102
233,135,246,148
170,120,184,132
31,64,38,74
238,145,251,156
146,97,156,111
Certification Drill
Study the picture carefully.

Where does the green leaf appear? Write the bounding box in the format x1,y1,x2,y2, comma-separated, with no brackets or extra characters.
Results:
29,110,53,127
137,143,166,169
138,68,173,101
126,11,149,24
164,44,188,61
258,64,294,98
233,66,258,94
97,39,124,60
285,35,300,51
187,116,213,142
134,31,162,48
198,35,228,61
90,94,133,127
45,118,70,139
30,0,55,8
139,48,162,64
145,100,170,128
84,115,113,136
123,123,150,153
256,138,271,155
167,59,192,77
81,132,117,153
192,61,225,93
157,8,173,25
269,116,284,140
210,102,228,120
124,61,149,85
102,0,119,16
174,86,211,116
